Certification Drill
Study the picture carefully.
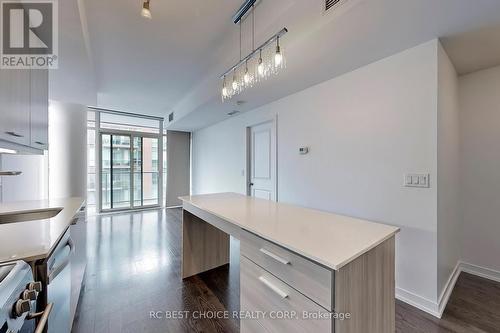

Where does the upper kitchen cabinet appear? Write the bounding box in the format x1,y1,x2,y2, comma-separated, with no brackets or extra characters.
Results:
0,69,49,153
0,69,31,146
30,69,49,150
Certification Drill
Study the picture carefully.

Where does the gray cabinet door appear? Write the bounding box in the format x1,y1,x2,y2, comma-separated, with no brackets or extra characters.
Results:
69,212,87,326
30,69,49,149
0,69,31,146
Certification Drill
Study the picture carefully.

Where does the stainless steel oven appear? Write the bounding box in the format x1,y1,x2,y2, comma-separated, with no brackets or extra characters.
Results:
0,261,52,333
34,228,74,333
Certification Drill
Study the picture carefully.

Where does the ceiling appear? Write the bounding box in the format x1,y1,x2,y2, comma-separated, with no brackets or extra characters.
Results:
58,0,500,130
83,0,241,116
441,24,500,76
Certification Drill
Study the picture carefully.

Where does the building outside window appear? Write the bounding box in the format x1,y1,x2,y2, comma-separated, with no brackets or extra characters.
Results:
86,110,166,213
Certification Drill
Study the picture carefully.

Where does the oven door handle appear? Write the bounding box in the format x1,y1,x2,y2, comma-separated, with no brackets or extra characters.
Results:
48,237,74,283
27,302,53,333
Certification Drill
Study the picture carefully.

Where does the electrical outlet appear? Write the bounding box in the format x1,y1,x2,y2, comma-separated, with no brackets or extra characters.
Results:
404,173,430,188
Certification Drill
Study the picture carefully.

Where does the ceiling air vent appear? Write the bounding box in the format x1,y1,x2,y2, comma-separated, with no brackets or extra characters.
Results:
325,0,348,12
168,112,174,122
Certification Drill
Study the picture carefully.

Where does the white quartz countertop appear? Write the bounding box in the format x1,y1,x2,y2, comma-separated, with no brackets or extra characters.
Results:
180,193,399,270
0,197,85,264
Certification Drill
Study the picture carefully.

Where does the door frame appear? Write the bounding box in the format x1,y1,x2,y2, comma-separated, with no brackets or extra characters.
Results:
245,116,278,201
98,129,162,213
98,131,133,212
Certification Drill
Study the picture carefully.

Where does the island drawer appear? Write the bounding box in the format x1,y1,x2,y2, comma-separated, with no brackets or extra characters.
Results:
240,230,333,311
241,256,333,333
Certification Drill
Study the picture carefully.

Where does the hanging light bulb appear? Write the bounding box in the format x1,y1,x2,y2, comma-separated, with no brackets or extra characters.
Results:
243,61,250,84
275,36,282,67
232,71,238,90
257,49,264,76
222,76,228,98
141,0,152,19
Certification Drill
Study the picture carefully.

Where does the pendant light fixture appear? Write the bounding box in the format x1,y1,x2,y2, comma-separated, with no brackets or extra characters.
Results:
141,0,152,19
274,36,282,67
221,0,288,101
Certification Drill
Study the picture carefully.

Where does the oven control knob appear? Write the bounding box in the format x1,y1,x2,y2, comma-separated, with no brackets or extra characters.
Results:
14,299,30,317
28,281,42,292
22,289,37,301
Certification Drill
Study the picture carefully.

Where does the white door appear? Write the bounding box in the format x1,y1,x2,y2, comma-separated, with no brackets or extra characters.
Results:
248,121,276,201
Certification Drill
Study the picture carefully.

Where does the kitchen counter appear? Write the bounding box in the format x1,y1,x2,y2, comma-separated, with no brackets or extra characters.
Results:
0,197,85,263
180,192,399,270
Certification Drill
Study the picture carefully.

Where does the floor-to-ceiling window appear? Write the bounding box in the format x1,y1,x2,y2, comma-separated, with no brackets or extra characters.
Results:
87,113,97,212
86,109,166,213
101,133,132,210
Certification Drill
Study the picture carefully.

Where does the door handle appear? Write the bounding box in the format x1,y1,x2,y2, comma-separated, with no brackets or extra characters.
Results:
48,238,74,283
249,183,254,186
28,302,53,333
5,131,24,138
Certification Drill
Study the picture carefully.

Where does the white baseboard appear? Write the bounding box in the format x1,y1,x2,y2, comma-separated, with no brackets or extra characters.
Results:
397,261,500,319
396,288,440,317
459,261,500,283
436,262,461,318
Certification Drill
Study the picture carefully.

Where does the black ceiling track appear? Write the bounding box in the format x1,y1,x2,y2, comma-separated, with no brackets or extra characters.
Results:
325,0,342,11
233,0,258,24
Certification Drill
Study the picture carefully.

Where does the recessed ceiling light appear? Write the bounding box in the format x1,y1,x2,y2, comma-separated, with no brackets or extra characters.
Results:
141,0,152,19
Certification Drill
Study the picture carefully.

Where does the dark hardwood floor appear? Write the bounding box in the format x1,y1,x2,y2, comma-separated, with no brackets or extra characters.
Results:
72,208,500,333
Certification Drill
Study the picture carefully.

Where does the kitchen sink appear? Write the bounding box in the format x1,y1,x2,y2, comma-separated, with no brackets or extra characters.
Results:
0,208,62,224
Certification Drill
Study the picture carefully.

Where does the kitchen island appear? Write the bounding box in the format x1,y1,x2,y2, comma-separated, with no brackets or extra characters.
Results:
180,192,400,333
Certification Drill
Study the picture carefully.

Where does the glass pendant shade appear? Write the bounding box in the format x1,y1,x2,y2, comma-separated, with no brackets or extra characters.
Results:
221,28,287,101
141,1,152,19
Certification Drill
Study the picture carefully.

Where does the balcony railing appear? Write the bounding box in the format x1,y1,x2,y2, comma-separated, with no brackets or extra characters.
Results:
101,171,159,209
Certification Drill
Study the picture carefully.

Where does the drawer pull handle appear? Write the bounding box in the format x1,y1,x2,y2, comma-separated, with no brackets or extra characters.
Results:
259,276,288,299
35,141,45,145
6,131,24,138
259,248,290,265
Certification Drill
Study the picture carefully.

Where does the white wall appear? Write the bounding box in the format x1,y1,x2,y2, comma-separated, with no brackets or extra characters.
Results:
193,40,440,304
436,44,461,302
48,101,88,199
459,65,500,273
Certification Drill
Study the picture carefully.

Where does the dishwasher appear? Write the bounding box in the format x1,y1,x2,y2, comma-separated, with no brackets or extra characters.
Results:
34,228,74,333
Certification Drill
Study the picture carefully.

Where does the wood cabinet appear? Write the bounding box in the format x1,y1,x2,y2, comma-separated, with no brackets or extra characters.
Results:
0,68,48,152
241,256,333,333
180,193,399,333
240,232,396,333
240,230,334,311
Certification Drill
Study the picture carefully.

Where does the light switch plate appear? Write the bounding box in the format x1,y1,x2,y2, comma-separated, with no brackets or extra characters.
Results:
404,173,430,188
299,147,309,155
